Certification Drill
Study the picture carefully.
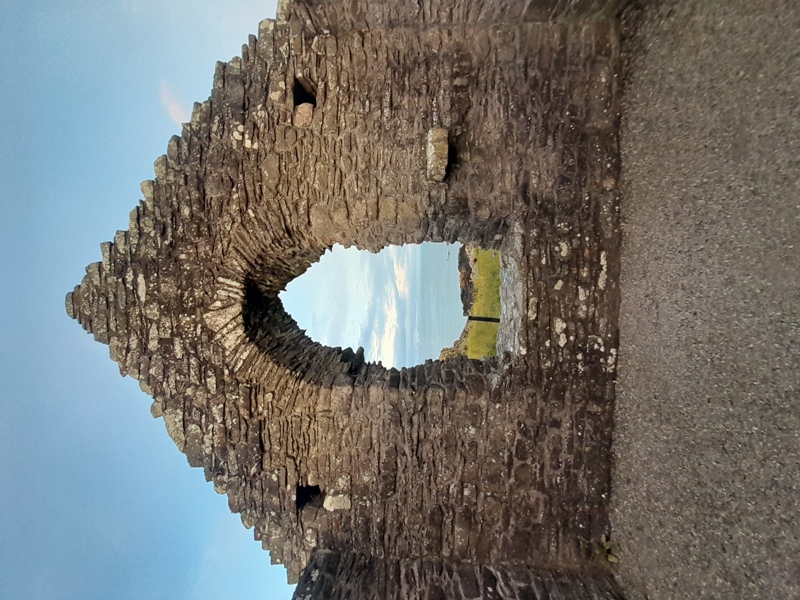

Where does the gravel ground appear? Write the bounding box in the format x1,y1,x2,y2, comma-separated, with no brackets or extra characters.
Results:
612,1,800,598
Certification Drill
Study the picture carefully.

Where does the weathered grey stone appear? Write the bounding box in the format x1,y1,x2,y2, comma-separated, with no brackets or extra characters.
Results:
294,103,314,128
323,494,351,511
64,291,75,319
140,179,154,200
427,127,449,182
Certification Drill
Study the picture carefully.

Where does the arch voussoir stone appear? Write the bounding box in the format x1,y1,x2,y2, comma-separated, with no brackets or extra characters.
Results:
67,0,626,596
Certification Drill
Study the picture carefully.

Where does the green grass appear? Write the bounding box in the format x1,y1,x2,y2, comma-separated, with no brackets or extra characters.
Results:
466,248,501,359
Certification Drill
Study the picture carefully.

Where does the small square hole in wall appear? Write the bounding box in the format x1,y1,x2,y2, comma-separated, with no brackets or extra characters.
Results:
296,484,323,512
293,77,316,107
293,77,316,127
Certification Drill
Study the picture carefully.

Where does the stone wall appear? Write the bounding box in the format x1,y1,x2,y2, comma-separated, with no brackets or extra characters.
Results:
294,549,626,599
66,0,624,595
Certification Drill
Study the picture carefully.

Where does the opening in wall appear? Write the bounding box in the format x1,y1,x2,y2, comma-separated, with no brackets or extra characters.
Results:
279,242,501,369
455,247,501,361
296,485,323,512
293,76,316,107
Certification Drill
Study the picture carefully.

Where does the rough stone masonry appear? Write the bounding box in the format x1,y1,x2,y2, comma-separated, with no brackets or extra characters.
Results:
66,0,626,597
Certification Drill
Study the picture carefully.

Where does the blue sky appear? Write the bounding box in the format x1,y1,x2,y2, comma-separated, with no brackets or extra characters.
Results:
0,1,297,598
0,3,464,599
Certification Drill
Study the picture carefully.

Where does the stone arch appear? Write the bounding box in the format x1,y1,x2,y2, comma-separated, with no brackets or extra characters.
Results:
67,0,625,596
206,197,505,390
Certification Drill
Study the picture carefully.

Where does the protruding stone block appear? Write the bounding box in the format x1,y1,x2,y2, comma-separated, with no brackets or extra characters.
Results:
323,494,351,511
65,291,75,319
427,128,449,182
140,179,154,201
294,103,314,128
153,155,168,181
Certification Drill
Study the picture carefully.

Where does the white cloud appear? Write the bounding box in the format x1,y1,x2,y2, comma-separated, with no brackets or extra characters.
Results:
159,80,189,126
367,293,398,366
392,256,410,300
385,244,413,300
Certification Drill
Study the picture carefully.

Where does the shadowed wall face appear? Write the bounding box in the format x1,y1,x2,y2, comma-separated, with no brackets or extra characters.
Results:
293,549,626,600
66,0,624,596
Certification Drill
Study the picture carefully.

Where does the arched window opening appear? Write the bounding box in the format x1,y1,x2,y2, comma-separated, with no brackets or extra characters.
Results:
279,242,500,369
